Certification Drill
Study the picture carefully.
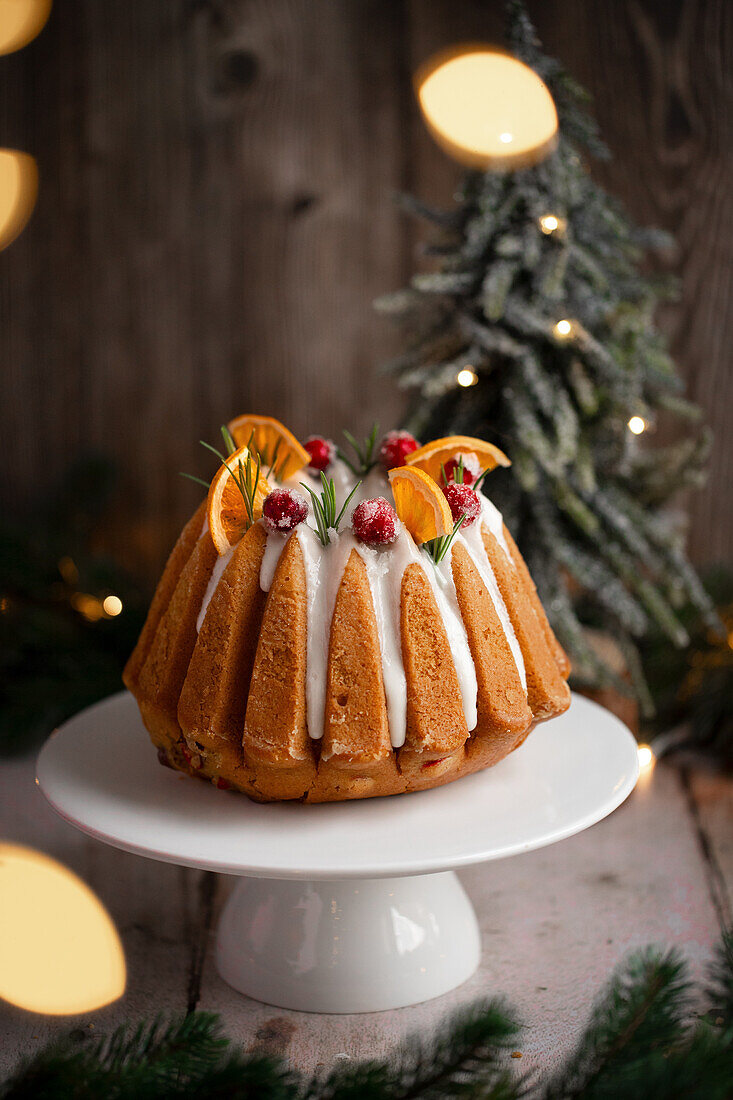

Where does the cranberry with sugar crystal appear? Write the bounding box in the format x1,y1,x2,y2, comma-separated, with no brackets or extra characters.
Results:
352,497,398,546
263,488,308,533
304,436,336,471
379,430,418,470
442,482,481,528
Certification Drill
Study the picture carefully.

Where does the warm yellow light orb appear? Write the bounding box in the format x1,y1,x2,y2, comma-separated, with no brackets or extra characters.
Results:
103,594,123,617
0,843,126,1014
637,743,655,771
628,416,646,435
457,368,479,388
415,46,558,170
0,0,51,56
553,319,573,339
0,149,38,250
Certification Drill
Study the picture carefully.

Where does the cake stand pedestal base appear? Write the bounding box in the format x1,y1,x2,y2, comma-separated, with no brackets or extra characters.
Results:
36,691,639,1014
216,871,480,1013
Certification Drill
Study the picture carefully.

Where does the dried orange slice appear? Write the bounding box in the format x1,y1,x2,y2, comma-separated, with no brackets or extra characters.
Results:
226,414,309,482
388,466,453,544
406,435,510,483
207,445,272,555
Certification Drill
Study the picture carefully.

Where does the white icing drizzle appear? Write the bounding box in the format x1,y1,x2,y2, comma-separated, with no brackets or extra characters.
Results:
259,528,289,592
296,525,357,741
478,495,510,557
200,455,526,746
456,522,526,692
196,548,232,632
353,530,411,748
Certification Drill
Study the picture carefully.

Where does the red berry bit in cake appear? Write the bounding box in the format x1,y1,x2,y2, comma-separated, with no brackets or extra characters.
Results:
443,483,481,527
443,452,481,486
215,777,231,790
379,430,419,470
352,497,398,546
181,743,202,770
304,436,336,471
263,488,308,533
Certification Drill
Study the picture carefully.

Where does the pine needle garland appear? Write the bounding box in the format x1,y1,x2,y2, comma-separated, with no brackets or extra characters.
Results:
379,0,716,708
2,934,732,1099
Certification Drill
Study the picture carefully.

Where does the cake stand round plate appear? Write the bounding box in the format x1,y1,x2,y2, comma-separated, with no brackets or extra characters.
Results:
37,691,638,1013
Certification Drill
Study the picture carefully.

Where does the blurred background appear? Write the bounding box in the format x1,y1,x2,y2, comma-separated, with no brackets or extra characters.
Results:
1,0,731,583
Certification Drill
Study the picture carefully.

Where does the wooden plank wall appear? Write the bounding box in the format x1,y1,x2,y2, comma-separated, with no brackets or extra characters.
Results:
1,0,730,582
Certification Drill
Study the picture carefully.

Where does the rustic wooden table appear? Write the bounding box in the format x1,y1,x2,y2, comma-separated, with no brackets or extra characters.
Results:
1,740,731,1082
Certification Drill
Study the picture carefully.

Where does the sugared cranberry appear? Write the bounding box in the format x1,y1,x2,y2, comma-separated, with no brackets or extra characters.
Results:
443,452,481,486
352,497,398,546
263,488,308,533
442,483,481,527
304,436,336,471
379,430,419,470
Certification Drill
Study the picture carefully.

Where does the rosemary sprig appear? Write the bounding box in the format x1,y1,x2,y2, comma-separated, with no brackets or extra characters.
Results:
473,465,493,491
337,422,380,477
194,432,263,525
180,472,210,489
441,456,467,485
424,514,467,565
300,472,361,546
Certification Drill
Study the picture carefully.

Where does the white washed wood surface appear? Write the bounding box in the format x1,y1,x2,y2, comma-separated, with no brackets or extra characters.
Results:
0,750,730,1081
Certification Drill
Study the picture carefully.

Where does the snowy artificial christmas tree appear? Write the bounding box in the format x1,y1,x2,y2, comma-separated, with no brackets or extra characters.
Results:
377,1,714,710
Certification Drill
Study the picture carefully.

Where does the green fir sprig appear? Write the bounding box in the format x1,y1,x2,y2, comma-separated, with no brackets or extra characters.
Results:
338,423,380,477
300,473,361,546
3,932,732,1099
376,0,716,707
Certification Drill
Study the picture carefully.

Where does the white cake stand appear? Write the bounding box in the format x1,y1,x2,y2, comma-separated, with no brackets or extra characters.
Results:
37,691,638,1013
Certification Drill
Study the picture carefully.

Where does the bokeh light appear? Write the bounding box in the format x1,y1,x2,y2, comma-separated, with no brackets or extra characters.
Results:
0,843,126,1014
0,0,51,56
0,149,38,249
415,46,558,170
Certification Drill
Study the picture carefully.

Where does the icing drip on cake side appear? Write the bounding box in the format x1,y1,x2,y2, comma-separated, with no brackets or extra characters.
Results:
196,547,232,632
196,455,524,746
457,520,526,691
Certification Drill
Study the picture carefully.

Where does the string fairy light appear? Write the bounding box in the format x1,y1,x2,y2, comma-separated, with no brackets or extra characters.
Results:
553,318,573,339
539,213,567,236
456,368,479,387
637,743,655,772
103,595,123,617
628,416,646,435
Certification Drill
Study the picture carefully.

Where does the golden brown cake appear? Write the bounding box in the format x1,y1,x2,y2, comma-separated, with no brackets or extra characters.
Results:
124,418,570,802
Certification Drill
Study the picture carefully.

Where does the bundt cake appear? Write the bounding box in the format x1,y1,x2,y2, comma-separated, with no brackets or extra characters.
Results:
124,416,571,803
